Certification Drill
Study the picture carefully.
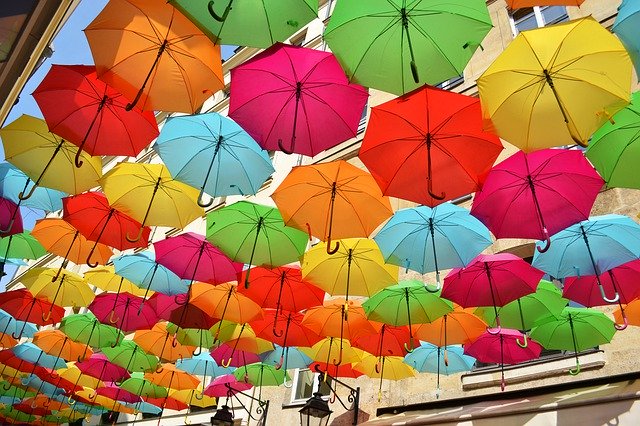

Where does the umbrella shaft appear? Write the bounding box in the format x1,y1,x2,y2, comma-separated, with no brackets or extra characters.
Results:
127,40,169,110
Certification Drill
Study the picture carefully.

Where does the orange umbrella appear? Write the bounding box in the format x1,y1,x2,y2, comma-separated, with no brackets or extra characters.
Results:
133,323,196,364
22,395,69,412
271,160,392,254
33,330,93,363
32,218,112,281
507,1,584,8
614,298,640,328
85,0,224,113
145,363,199,391
0,334,18,349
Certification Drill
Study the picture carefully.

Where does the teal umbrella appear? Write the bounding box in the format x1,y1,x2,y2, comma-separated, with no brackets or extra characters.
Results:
404,342,475,395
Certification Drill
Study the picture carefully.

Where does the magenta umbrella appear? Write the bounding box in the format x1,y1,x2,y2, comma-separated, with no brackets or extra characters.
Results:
76,353,130,383
442,254,544,333
96,383,142,404
88,292,158,342
464,328,543,390
471,149,603,252
210,344,261,369
0,197,23,237
148,292,217,330
229,43,369,156
204,374,253,398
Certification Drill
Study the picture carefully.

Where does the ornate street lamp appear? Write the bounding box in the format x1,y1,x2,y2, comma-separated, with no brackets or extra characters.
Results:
211,405,234,426
300,365,360,425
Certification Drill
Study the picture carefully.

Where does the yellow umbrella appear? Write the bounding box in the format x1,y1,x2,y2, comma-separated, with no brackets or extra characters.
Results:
99,162,203,242
57,366,103,390
478,16,632,152
0,115,102,199
170,387,216,408
84,266,149,298
301,337,361,367
72,388,134,414
353,354,415,401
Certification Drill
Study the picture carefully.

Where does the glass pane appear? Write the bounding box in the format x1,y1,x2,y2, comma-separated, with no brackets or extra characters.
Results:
293,369,315,400
541,6,568,26
515,13,539,33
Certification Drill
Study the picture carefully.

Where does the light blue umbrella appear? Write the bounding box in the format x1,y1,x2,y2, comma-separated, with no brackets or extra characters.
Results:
20,374,67,398
533,215,640,303
0,309,37,339
404,342,475,394
113,252,190,305
260,345,312,370
613,0,640,79
12,342,67,370
374,204,492,290
127,400,163,415
176,353,235,378
154,112,274,207
0,162,66,212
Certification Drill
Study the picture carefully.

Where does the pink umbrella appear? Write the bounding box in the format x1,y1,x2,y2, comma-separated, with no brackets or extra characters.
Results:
96,383,142,404
154,232,242,287
211,344,261,368
464,328,542,390
76,353,130,383
471,149,603,252
229,43,369,156
0,197,23,237
442,254,544,334
148,292,217,330
204,374,253,398
88,292,158,340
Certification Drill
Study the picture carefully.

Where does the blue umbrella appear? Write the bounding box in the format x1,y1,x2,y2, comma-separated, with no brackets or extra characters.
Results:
176,353,235,378
374,204,492,291
154,112,274,207
127,400,162,415
533,215,640,303
12,343,67,371
20,374,67,398
613,0,640,79
404,342,475,395
0,309,37,339
260,345,312,371
113,252,190,307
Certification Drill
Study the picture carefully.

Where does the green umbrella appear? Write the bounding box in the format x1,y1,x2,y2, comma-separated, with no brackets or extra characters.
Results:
206,201,308,287
586,91,640,189
169,0,318,48
0,231,46,275
60,313,124,361
0,381,35,400
101,340,159,373
530,307,616,376
166,323,214,354
476,281,568,348
120,373,168,398
233,363,288,400
324,0,492,95
363,280,453,351
0,407,35,423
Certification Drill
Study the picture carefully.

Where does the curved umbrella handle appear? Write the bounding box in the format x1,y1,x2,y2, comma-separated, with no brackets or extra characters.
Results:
42,310,52,322
10,331,21,340
569,362,581,376
443,348,449,367
486,317,502,335
1,381,11,391
174,294,189,306
374,359,382,374
599,283,620,304
197,188,214,208
155,364,164,374
51,266,63,282
194,392,204,401
0,218,15,234
283,376,293,388
171,334,179,348
108,310,120,325
208,0,232,22
193,346,202,356
221,358,233,368
18,184,37,201
403,341,414,354
516,333,528,348
615,311,628,331
277,138,295,155
274,355,284,370
74,149,84,168
332,351,343,367
30,399,38,409
536,228,551,253
424,281,441,294
326,236,339,255
126,227,145,243
272,326,284,338
184,416,192,425
86,258,99,268
67,395,76,405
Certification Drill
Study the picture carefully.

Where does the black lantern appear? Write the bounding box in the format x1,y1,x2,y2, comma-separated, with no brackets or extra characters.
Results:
211,405,234,426
299,391,333,426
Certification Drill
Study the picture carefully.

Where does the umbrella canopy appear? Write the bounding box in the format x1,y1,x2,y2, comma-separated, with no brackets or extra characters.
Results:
120,373,168,398
614,299,640,328
85,0,224,113
250,309,322,349
613,0,640,78
32,64,159,164
170,387,217,409
412,307,487,347
471,149,604,249
352,324,418,358
233,363,287,390
176,353,234,378
33,330,93,364
206,201,308,286
210,343,262,368
374,204,492,285
261,346,312,370
586,91,640,189
60,313,123,356
148,292,217,330
478,16,632,151
84,266,147,298
189,283,263,330
99,163,203,242
354,354,415,400
0,115,102,198
360,85,502,206
530,307,616,375
0,163,66,213
404,343,475,392
301,337,360,367
272,160,392,252
166,324,214,350
154,112,274,205
0,309,36,340
101,341,159,373
229,43,368,156
76,353,130,383
324,0,492,95
204,374,252,398
169,0,317,48
0,232,46,276
88,292,158,337
0,198,22,238
113,252,189,301
0,290,64,331
133,323,196,363
146,364,199,394
19,267,95,312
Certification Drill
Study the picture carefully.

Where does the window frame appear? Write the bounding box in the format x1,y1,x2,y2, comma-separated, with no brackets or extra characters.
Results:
508,6,569,36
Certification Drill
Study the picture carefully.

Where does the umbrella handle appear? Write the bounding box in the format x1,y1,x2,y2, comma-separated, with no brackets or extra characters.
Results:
326,236,339,255
615,312,628,331
108,310,120,325
0,217,15,234
74,148,85,168
444,348,449,367
172,334,179,348
501,377,506,391
424,281,441,293
194,392,204,400
272,326,284,338
221,358,233,368
569,362,581,376
193,346,202,356
17,183,37,201
197,188,214,208
126,226,145,243
67,395,76,405
283,375,293,388
374,359,382,374
487,317,502,335
599,283,620,304
174,293,189,306
155,364,164,374
1,382,10,391
536,228,551,253
403,342,414,353
275,355,284,370
208,0,233,22
42,310,52,322
277,138,295,155
306,223,313,241
332,351,343,367
410,61,419,84
428,187,446,201
516,333,529,348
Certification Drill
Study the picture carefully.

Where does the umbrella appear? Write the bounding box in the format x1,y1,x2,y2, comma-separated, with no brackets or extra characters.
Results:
471,149,604,251
363,280,453,350
205,201,308,287
102,341,159,373
133,323,196,365
169,0,317,48
0,290,64,335
229,43,368,155
59,313,123,360
272,160,392,253
93,384,141,404
33,330,93,367
442,253,544,333
586,91,640,189
99,162,203,242
0,231,46,276
63,193,150,266
532,215,640,303
261,346,312,370
360,85,502,206
170,387,217,411
204,374,252,398
404,342,475,395
176,353,234,380
148,292,217,331
0,115,102,198
146,363,199,391
353,354,414,401
614,299,640,328
374,204,492,288
250,309,322,349
210,344,262,368
12,343,68,372
0,197,22,237
465,329,543,390
352,324,418,359
301,238,398,303
530,307,616,375
85,0,224,113
88,292,158,341
166,324,214,354
84,266,148,297
120,373,168,399
613,0,640,78
0,309,37,342
31,219,113,280
324,0,492,95
233,363,287,399
32,64,159,166
478,16,632,151
154,112,274,206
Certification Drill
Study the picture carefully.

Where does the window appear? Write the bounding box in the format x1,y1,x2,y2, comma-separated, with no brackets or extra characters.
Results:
290,368,331,403
289,29,307,47
357,102,368,134
435,75,464,91
509,6,568,36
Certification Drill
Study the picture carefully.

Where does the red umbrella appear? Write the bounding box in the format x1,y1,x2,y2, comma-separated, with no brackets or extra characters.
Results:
442,254,544,334
96,384,142,404
76,353,130,383
210,344,261,368
250,309,322,349
63,192,150,266
470,149,604,252
144,395,188,411
0,197,23,237
359,85,503,206
351,324,418,359
0,290,64,337
229,43,368,156
309,361,364,379
464,329,543,390
32,64,159,167
203,374,252,398
88,292,158,342
12,403,51,417
148,292,217,330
